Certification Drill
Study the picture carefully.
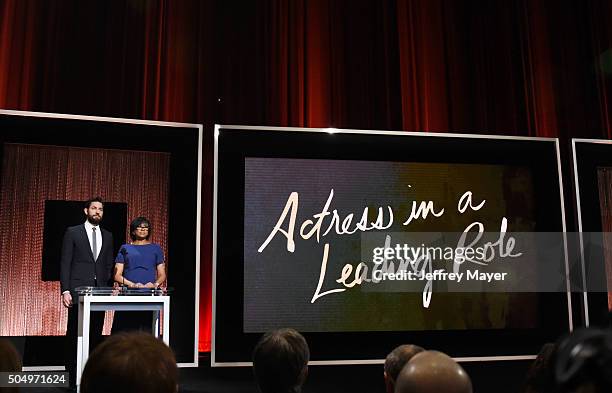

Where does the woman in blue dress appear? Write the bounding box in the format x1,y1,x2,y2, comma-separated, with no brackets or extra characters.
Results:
112,217,166,332
114,217,166,289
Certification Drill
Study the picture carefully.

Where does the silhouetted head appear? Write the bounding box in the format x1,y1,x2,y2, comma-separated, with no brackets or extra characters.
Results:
395,350,472,393
522,342,557,393
81,332,178,393
384,344,425,393
0,339,22,393
554,327,612,393
253,328,310,393
0,338,21,372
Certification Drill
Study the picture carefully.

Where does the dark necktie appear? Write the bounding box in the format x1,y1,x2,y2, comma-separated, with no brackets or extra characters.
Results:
92,226,98,261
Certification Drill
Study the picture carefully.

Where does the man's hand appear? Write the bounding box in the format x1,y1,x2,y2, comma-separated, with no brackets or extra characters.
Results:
62,292,72,308
144,282,156,288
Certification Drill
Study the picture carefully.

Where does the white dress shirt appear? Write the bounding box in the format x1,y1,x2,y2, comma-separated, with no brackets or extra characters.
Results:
84,220,102,260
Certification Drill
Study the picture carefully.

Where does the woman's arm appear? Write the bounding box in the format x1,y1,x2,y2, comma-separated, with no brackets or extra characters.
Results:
154,263,167,287
114,263,140,288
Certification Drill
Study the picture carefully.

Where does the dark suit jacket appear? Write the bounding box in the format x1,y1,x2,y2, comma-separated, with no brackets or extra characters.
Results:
60,224,114,293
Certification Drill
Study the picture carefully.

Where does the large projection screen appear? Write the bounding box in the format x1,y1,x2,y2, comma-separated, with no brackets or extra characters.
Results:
0,110,202,368
213,126,572,366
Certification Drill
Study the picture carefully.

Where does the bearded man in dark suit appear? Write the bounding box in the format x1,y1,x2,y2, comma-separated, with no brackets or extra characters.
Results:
60,196,114,389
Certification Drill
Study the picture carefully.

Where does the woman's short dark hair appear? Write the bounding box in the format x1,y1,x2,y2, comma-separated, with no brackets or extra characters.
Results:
129,217,152,241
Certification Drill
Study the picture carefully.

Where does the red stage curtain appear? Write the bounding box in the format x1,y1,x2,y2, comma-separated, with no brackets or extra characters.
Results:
2,0,612,352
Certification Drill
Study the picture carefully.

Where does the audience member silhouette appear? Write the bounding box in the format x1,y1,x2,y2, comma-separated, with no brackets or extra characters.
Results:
384,344,425,393
521,342,557,393
0,339,22,393
554,327,612,393
253,328,310,393
394,350,472,393
0,339,21,372
80,332,178,393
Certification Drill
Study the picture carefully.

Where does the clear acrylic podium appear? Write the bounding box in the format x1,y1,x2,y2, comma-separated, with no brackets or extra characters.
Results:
75,287,170,387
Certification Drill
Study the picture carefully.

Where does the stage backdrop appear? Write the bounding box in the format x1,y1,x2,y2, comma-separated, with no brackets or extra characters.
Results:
0,143,169,336
4,0,612,352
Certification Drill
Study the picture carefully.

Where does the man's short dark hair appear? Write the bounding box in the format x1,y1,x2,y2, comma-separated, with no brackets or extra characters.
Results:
129,216,152,241
84,197,104,209
253,328,310,393
80,332,177,393
384,344,425,383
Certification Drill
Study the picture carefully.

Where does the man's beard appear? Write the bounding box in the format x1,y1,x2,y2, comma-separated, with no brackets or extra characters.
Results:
87,215,102,224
